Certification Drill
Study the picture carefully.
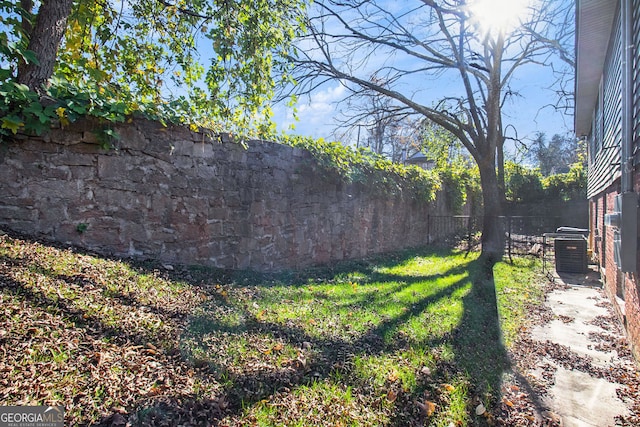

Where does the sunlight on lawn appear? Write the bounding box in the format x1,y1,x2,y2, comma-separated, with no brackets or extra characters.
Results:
182,250,543,426
1,233,543,426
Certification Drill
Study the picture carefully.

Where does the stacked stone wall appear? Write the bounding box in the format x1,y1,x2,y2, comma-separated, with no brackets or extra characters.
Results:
0,119,450,271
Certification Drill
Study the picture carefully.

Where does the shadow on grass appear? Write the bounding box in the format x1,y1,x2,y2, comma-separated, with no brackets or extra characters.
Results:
453,261,509,405
179,254,511,426
0,230,515,426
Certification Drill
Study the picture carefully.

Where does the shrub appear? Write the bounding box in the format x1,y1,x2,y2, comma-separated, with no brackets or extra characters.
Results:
505,162,544,203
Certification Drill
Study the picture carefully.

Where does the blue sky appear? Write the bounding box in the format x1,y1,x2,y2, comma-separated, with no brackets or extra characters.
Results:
271,0,575,156
273,71,573,145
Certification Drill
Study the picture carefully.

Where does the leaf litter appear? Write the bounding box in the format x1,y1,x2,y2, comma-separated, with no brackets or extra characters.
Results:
499,278,640,426
2,229,639,426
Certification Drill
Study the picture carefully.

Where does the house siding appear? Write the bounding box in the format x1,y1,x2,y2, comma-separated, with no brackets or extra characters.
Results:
582,0,640,360
587,4,622,199
633,0,640,166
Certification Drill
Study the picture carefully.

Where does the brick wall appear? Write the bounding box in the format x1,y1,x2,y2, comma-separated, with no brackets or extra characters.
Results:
594,179,640,360
627,174,640,360
0,119,454,272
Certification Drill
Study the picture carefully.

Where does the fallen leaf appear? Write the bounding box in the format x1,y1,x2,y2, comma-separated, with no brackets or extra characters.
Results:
272,343,283,352
475,403,486,415
420,366,432,376
386,389,398,402
502,398,514,407
442,383,455,392
387,370,399,382
146,385,163,396
424,400,436,416
416,400,436,416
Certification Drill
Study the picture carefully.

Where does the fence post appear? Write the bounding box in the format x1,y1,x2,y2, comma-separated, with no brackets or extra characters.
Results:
508,216,513,262
427,215,430,244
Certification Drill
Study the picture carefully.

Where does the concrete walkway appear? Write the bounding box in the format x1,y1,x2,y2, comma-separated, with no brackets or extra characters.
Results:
526,268,637,426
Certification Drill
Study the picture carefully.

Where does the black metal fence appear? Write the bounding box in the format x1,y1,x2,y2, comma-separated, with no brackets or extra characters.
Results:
427,215,574,258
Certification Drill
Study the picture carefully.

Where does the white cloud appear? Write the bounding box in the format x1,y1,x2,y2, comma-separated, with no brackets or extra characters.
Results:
275,82,348,139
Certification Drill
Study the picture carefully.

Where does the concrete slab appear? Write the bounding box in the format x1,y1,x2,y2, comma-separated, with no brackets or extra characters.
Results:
527,274,633,426
544,366,628,427
531,287,619,367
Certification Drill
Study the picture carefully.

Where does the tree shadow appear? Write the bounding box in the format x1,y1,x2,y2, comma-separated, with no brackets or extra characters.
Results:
0,231,519,426
452,261,510,408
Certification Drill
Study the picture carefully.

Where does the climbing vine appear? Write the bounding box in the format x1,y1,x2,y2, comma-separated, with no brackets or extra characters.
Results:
280,135,441,202
0,0,306,141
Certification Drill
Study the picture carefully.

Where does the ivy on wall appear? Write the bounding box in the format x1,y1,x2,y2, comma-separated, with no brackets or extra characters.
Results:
280,135,441,202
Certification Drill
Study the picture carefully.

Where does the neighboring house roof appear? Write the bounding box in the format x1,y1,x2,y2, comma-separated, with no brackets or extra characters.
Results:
405,152,435,169
405,152,428,163
575,0,618,137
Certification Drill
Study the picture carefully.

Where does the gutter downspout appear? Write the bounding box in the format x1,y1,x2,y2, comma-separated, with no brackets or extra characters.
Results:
616,0,638,273
622,0,633,193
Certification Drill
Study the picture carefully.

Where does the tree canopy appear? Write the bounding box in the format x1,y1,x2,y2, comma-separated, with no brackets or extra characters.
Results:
525,132,585,176
0,0,306,137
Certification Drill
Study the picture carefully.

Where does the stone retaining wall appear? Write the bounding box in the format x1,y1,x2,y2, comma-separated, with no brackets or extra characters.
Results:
0,119,450,271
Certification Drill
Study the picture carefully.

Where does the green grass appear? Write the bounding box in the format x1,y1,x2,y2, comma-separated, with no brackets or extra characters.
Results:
494,257,545,346
181,249,543,426
1,233,544,426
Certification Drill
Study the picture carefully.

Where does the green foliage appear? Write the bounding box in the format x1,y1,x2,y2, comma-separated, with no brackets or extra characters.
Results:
504,162,544,203
505,161,587,203
542,162,587,201
0,0,307,141
55,0,306,136
437,166,480,214
0,74,132,142
280,135,441,201
418,122,463,169
417,122,481,214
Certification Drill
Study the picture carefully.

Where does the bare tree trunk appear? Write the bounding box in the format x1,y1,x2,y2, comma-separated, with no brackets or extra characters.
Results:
496,142,506,207
478,160,505,266
17,0,74,93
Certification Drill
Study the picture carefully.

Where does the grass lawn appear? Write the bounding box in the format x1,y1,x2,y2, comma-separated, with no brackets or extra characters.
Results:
0,231,544,426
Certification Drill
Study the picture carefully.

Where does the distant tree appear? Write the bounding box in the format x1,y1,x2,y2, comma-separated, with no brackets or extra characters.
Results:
286,0,574,264
526,132,582,176
360,91,407,161
330,78,417,162
504,162,544,203
418,121,469,168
